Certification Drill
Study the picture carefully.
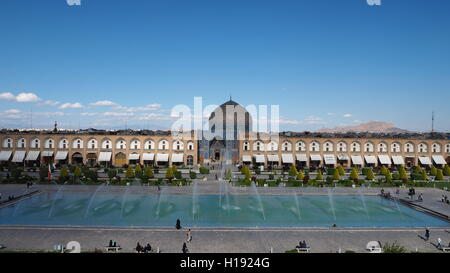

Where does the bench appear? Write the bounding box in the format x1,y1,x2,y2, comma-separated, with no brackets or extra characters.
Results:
104,246,122,252
439,247,450,252
296,248,311,253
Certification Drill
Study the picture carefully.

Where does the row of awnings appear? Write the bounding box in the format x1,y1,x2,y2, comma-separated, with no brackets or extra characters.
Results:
242,154,448,166
0,151,185,163
0,151,67,163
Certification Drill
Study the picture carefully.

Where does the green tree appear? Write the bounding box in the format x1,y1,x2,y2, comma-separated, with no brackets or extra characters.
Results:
399,166,408,180
144,167,154,179
73,166,82,182
430,166,438,176
289,164,298,177
165,167,174,181
435,169,444,181
366,169,375,180
414,165,422,174
444,165,450,176
59,166,69,182
337,165,345,176
316,170,323,180
350,168,359,180
420,170,429,181
107,168,117,182
297,170,305,180
135,164,143,178
385,171,392,183
332,168,341,180
126,166,135,179
380,165,388,176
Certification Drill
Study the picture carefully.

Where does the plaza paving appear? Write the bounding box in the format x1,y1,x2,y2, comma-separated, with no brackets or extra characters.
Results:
0,182,449,253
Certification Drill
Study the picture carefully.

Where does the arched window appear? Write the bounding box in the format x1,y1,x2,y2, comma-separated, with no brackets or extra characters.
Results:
267,140,278,152
351,142,361,152
391,142,401,153
187,141,194,151
101,139,112,149
446,143,450,153
282,141,292,152
418,143,428,153
431,143,441,153
144,140,154,150
30,138,40,149
116,139,126,150
17,138,26,148
87,139,98,149
337,142,347,152
130,139,141,150
309,141,320,152
158,140,169,150
59,139,68,149
45,138,54,149
323,141,333,152
296,141,306,152
253,141,264,152
72,138,84,149
243,141,250,151
377,142,387,153
172,140,184,151
364,142,374,153
404,142,414,153
2,138,13,148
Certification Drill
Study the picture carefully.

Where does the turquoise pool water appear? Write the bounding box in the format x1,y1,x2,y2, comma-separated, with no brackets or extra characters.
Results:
0,192,448,228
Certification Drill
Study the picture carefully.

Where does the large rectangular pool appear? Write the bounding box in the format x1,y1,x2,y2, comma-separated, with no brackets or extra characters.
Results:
0,192,448,228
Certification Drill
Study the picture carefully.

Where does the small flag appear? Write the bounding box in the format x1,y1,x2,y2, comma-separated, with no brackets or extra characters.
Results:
48,165,52,181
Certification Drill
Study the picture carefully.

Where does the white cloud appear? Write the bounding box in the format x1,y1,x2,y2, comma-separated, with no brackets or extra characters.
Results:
16,92,41,102
91,100,118,107
0,92,41,102
115,104,162,112
41,100,60,106
4,109,21,114
304,116,323,121
343,114,353,118
0,92,16,101
59,102,84,109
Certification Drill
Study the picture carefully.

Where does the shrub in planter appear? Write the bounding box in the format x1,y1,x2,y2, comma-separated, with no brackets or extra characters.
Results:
189,171,197,179
269,174,274,180
199,167,210,174
174,171,182,180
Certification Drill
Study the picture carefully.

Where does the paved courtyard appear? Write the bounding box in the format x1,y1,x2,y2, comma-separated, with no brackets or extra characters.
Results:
0,183,449,253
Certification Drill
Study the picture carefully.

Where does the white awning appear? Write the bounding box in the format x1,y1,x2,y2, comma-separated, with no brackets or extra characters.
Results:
143,153,154,161
242,155,252,162
296,154,308,162
419,156,432,165
267,155,279,162
432,155,447,165
323,154,336,165
378,155,392,165
55,151,68,161
254,155,265,163
337,155,349,161
0,151,12,161
351,155,363,165
42,151,54,157
156,153,169,162
12,151,26,163
282,154,294,164
98,152,112,162
392,156,405,165
365,155,377,164
172,154,184,163
25,151,40,161
310,154,322,161
129,153,140,160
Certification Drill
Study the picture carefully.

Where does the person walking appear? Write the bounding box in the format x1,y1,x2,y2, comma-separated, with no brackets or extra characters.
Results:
186,229,192,243
425,228,430,241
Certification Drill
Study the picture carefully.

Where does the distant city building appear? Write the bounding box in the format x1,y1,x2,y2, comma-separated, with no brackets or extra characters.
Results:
0,100,449,168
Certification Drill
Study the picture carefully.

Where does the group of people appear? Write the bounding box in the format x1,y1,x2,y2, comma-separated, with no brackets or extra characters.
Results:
296,240,309,250
135,242,152,253
176,219,193,253
442,195,449,204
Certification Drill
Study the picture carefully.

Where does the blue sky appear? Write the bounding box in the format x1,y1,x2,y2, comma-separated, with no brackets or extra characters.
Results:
0,0,449,132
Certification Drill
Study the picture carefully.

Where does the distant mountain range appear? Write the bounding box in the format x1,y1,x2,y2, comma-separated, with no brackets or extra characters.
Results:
317,121,411,133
